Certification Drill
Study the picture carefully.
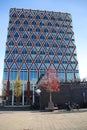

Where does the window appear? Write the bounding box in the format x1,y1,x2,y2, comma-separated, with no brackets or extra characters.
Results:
15,20,20,25
44,42,49,47
31,49,36,54
14,33,19,40
36,15,40,19
27,41,32,47
24,20,28,25
13,48,18,55
48,35,53,40
9,41,14,47
32,34,36,39
67,72,74,81
26,58,32,63
45,58,50,63
36,42,40,47
40,21,44,26
23,34,28,41
60,30,64,34
48,22,52,26
3,71,8,80
28,28,32,32
7,57,13,63
10,27,15,32
19,27,24,32
32,21,36,25
43,15,48,20
58,17,63,21
17,57,22,63
40,35,44,40
65,37,69,41
36,28,40,32
18,41,23,47
12,13,17,18
30,71,38,81
44,28,48,33
55,23,59,27
28,14,32,19
54,58,59,64
49,50,54,55
22,49,27,55
20,14,25,18
56,36,61,41
40,49,45,55
53,43,57,48
51,16,55,21
52,29,56,33
58,72,65,82
36,58,41,63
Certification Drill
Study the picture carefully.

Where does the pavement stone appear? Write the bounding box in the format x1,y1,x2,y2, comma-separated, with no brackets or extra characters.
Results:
0,109,87,130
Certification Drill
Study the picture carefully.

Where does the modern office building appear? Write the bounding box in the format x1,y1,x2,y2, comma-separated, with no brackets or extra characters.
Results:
3,8,80,105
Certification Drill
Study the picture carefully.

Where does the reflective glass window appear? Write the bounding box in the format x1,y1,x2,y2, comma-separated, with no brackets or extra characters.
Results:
30,71,38,81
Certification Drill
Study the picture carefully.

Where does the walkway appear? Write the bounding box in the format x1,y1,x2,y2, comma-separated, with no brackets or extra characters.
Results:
0,109,87,130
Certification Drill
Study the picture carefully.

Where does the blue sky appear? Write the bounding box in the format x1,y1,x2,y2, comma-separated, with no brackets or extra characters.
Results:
0,0,87,94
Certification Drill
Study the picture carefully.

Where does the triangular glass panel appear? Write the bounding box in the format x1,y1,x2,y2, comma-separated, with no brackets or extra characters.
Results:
70,57,76,69
12,47,18,58
27,40,32,49
14,32,19,41
11,63,17,70
44,56,50,68
7,55,13,68
49,49,54,58
30,64,37,70
57,49,63,60
54,56,59,68
40,64,46,71
18,40,23,48
65,49,71,60
58,64,64,72
49,64,55,70
36,41,41,50
16,56,22,68
35,57,41,69
23,33,28,42
31,48,37,59
66,64,73,73
21,63,27,70
26,56,32,69
22,48,27,57
62,56,68,69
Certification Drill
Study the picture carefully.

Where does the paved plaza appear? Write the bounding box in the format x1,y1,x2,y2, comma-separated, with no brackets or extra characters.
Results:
0,109,87,130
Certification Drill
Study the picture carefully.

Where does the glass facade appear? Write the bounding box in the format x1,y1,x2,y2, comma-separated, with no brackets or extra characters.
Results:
3,8,80,88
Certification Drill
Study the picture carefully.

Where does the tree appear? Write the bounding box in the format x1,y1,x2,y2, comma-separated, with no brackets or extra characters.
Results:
38,68,60,109
14,70,23,105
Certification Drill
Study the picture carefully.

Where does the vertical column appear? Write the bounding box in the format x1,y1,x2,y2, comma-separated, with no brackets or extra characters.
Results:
32,83,35,105
22,83,24,105
12,82,14,106
6,70,10,105
27,70,30,104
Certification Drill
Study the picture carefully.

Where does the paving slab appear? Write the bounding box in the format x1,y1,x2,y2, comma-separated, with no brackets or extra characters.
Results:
0,109,87,130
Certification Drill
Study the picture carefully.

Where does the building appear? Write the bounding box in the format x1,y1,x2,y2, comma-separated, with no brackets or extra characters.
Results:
3,8,80,105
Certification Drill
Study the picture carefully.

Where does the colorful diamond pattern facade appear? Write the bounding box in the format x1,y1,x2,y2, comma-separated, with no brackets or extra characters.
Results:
3,8,80,88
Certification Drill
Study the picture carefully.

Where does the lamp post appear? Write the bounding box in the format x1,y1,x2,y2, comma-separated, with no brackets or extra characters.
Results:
32,83,35,105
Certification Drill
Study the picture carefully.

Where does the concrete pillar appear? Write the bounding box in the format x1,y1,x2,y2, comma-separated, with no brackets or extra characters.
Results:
12,83,14,106
22,84,24,105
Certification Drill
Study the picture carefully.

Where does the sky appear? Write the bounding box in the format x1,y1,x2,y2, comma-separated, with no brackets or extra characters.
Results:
0,0,87,95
